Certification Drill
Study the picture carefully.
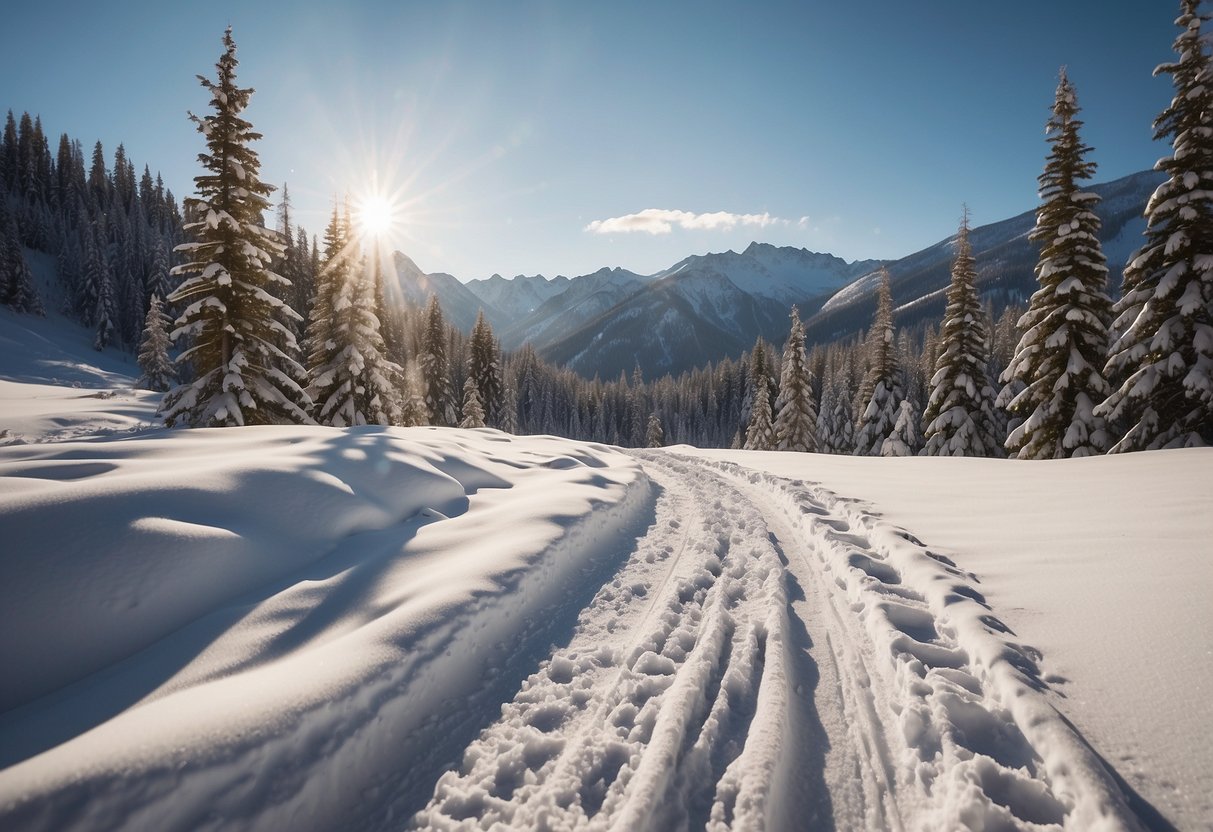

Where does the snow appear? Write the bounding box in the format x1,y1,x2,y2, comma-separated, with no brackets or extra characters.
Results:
2,310,1208,831
679,447,1213,830
0,423,647,831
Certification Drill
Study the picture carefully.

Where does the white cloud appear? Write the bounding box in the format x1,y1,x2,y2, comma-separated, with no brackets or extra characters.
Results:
585,208,782,235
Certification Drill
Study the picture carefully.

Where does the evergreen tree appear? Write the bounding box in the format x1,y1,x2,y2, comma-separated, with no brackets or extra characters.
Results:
773,306,818,451
646,411,665,448
307,209,402,426
1,200,44,315
854,269,904,454
500,379,520,434
92,258,117,350
468,310,503,425
137,294,176,391
400,364,429,427
1001,69,1114,459
420,294,455,425
160,28,312,427
922,210,1004,456
881,399,922,457
829,390,856,454
1099,0,1213,450
305,207,349,405
459,375,486,428
743,373,775,450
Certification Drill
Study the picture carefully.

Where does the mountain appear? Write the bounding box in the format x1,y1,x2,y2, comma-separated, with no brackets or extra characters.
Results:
656,242,880,303
387,168,1160,379
388,252,488,332
498,267,649,352
805,168,1164,345
463,273,571,325
538,246,875,377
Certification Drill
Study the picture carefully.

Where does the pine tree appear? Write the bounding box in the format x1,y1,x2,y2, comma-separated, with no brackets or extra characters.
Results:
743,373,776,450
773,306,818,451
1001,69,1114,459
1098,0,1213,450
160,28,312,427
830,390,856,454
459,375,486,428
1,200,44,315
92,256,117,350
420,294,455,425
881,399,922,457
468,310,503,425
646,411,665,447
400,364,429,427
854,269,903,454
137,295,176,391
922,210,1004,456
500,379,520,433
307,209,402,426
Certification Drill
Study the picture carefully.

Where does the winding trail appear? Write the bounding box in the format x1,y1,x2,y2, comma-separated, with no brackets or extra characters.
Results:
411,451,1147,831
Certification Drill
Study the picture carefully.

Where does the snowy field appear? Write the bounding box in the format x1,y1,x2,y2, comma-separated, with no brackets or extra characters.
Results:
1,310,1210,831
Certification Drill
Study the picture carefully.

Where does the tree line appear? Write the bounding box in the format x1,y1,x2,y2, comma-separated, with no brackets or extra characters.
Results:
7,2,1212,457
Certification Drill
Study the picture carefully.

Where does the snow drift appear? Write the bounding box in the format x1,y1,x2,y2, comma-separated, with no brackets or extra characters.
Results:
0,425,650,831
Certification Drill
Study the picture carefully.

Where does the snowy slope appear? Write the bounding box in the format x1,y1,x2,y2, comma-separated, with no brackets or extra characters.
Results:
499,266,648,352
390,252,490,333
657,242,879,304
0,425,648,831
463,273,572,322
2,310,1205,831
0,308,161,445
809,169,1163,344
679,447,1213,831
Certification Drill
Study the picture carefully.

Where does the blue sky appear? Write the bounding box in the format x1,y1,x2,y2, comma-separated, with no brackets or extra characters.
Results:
0,1,1176,280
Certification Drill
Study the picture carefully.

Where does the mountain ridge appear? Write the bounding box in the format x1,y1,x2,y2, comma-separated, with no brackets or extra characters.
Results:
388,168,1162,378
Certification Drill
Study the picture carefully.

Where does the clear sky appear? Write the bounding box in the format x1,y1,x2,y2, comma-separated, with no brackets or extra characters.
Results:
0,1,1178,280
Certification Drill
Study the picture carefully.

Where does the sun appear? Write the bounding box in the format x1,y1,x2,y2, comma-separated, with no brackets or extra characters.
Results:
356,194,396,238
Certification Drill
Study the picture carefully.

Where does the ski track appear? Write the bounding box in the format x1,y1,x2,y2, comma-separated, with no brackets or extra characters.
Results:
412,452,1149,832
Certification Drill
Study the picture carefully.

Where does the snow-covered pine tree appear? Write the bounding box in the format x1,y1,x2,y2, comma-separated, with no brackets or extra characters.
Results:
854,268,904,455
161,28,311,427
420,294,455,426
92,255,117,350
881,399,922,457
646,411,665,447
773,305,818,451
1001,69,1113,459
1098,0,1213,450
1,199,44,315
306,209,402,426
459,375,486,428
743,373,776,450
137,294,176,391
467,310,503,426
922,210,1004,456
830,391,856,454
398,364,429,427
305,206,345,384
500,379,519,434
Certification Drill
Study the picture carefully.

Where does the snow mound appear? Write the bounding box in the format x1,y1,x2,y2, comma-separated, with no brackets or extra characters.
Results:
0,426,650,832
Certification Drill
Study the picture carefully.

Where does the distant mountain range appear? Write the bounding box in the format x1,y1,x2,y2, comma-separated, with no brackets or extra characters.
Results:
388,168,1162,379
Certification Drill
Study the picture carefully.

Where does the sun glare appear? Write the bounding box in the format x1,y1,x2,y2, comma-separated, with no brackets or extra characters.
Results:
357,194,396,237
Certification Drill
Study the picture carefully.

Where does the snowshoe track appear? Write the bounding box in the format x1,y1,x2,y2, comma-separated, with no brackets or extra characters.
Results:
412,453,797,831
707,458,1145,832
412,452,1146,831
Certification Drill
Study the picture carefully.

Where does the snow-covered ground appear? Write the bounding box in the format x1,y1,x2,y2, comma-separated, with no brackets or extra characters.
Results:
1,310,1209,831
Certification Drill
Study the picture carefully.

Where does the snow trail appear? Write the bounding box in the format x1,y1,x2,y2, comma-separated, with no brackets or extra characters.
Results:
412,453,803,830
415,451,1152,831
701,456,1146,831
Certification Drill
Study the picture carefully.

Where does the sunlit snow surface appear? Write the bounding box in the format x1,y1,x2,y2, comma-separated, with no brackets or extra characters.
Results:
1,306,1210,831
0,424,648,830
